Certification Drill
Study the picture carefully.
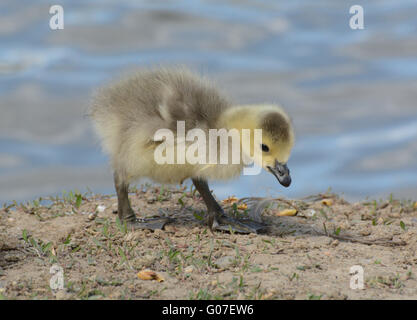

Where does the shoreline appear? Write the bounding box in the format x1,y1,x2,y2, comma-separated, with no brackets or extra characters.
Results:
1,185,416,299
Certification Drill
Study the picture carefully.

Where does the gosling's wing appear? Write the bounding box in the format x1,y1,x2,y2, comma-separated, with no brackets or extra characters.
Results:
143,68,231,135
90,68,231,150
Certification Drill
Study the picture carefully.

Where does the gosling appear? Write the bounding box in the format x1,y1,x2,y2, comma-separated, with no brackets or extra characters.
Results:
90,68,294,233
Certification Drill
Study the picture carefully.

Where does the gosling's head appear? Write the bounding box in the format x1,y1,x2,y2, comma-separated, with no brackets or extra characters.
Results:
257,108,294,187
229,104,295,187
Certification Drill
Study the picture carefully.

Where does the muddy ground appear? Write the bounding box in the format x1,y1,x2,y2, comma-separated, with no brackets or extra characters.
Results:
0,185,416,300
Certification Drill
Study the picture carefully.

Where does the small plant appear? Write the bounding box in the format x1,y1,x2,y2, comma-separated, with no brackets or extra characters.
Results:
289,272,299,281
319,209,328,220
22,229,54,259
189,288,214,300
75,193,82,209
177,194,186,208
308,293,322,300
115,217,128,234
246,281,263,300
193,211,205,221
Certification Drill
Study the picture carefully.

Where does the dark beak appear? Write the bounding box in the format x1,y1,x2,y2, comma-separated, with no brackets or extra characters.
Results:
267,161,291,187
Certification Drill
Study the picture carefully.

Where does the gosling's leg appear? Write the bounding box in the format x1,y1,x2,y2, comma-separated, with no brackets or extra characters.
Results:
192,178,266,234
114,172,136,223
114,172,170,230
191,178,222,230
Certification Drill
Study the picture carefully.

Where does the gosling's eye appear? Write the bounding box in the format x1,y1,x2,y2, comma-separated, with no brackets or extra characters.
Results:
261,144,269,152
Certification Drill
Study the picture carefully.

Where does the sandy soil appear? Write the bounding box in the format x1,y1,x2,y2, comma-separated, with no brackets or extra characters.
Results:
0,185,416,300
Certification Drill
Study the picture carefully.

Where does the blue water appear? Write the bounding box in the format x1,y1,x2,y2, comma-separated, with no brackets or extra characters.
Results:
1,0,417,203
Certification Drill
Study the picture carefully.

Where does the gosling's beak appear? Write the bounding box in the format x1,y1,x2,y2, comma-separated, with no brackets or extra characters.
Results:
267,161,291,187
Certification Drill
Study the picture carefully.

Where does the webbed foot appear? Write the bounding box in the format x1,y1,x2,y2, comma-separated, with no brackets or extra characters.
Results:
207,210,266,234
124,216,173,230
191,177,267,234
214,213,267,234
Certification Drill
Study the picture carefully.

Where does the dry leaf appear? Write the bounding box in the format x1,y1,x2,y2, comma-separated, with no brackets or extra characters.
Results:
413,202,417,210
222,196,238,205
237,203,248,210
276,208,297,216
321,199,333,206
137,270,164,282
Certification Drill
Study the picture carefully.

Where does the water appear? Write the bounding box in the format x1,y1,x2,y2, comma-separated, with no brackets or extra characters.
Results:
1,0,417,204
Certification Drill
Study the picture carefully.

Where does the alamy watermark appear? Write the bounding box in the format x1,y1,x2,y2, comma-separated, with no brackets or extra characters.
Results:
49,5,364,32
49,4,365,30
49,264,64,290
153,121,264,175
350,265,364,290
349,5,364,30
49,5,64,30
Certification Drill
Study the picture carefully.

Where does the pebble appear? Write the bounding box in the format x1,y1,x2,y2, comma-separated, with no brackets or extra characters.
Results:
221,241,234,248
153,229,165,238
389,212,400,218
378,202,389,209
360,229,371,236
4,254,19,262
361,213,372,221
214,256,235,269
164,225,177,233
340,221,350,229
184,266,194,273
307,209,316,217
147,197,157,204
55,290,71,300
124,231,141,242
109,290,122,299
88,213,97,221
